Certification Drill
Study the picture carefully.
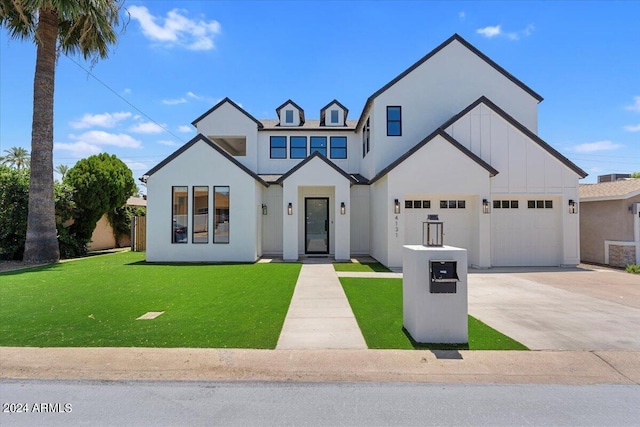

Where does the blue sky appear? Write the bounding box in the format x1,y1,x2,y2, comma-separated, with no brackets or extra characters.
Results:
1,1,639,186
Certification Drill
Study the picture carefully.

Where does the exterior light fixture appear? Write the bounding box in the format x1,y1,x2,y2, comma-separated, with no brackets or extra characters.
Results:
423,214,444,247
340,202,346,215
262,204,268,215
394,199,401,214
482,199,490,214
287,203,293,215
568,199,577,214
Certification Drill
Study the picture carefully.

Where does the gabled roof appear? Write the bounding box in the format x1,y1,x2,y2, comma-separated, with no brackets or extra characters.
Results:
191,97,264,128
369,129,499,184
275,151,357,185
144,134,268,187
259,119,358,131
320,99,349,126
441,96,588,178
579,179,640,201
275,99,305,125
356,33,543,130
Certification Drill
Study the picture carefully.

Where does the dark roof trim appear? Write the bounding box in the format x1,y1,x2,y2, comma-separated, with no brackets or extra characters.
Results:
191,97,264,129
144,134,268,187
320,99,350,126
369,129,499,184
441,96,588,178
260,126,357,132
275,99,305,125
350,173,370,185
275,151,357,185
356,33,543,130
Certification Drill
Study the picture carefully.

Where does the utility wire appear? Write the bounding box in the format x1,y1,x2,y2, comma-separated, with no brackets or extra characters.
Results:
62,53,187,144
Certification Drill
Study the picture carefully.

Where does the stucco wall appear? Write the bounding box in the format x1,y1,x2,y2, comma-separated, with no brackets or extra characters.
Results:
580,196,640,264
88,214,116,251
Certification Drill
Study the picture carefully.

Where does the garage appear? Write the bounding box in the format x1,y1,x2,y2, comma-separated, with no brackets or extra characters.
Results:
491,197,561,266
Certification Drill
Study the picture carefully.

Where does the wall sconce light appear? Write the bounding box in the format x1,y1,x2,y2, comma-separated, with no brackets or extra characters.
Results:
340,202,346,215
394,199,401,214
287,202,293,215
482,199,490,214
568,199,577,214
262,204,268,215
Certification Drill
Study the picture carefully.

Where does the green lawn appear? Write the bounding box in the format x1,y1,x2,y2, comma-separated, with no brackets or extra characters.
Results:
0,252,301,348
333,261,391,273
340,278,528,350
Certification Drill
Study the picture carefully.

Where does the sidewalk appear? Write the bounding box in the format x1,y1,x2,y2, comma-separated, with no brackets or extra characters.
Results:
1,347,639,385
276,263,367,349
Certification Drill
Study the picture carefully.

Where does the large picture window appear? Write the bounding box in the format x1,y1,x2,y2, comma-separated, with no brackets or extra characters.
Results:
290,136,307,159
387,106,402,136
214,186,230,243
192,186,208,243
330,136,347,159
310,136,327,156
172,186,188,244
270,136,287,159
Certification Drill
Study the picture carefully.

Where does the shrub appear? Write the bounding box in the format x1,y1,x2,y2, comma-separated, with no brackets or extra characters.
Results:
0,166,29,260
626,264,640,274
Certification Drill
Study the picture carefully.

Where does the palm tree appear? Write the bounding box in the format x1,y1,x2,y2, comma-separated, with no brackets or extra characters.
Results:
1,0,124,262
2,146,30,169
54,164,69,180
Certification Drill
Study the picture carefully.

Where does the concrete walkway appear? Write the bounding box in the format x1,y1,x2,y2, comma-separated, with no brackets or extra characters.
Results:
276,263,367,350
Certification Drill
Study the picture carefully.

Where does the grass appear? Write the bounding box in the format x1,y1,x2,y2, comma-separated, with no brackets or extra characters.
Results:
340,278,528,350
333,261,391,273
0,252,301,348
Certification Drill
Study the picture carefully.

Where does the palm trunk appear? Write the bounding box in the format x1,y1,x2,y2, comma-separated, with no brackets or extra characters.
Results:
23,7,60,263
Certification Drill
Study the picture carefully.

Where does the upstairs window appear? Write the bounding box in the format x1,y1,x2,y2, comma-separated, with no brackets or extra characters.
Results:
285,110,294,124
330,110,339,124
330,136,347,159
270,136,287,159
362,117,370,158
310,136,327,156
387,106,402,136
172,186,188,244
290,136,307,159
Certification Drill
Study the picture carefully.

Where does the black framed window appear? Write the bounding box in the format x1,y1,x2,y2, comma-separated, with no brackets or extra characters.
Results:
413,200,422,208
423,200,431,209
285,110,294,124
440,200,466,209
330,110,339,124
172,186,188,244
528,200,553,209
214,186,230,243
330,136,347,159
192,186,208,243
494,200,519,209
310,136,327,156
270,136,287,159
405,200,413,208
387,106,402,136
290,136,307,159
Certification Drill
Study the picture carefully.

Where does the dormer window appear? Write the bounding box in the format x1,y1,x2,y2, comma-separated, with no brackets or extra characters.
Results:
285,110,294,124
330,110,339,124
276,99,304,127
320,99,348,127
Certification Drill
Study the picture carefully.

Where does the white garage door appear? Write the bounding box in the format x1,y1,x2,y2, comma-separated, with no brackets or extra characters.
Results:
404,197,474,264
491,198,561,266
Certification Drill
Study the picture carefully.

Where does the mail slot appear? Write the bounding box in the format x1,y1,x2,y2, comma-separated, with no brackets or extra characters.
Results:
429,260,459,293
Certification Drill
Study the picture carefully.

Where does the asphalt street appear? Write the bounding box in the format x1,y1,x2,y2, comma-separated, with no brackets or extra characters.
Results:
1,380,639,426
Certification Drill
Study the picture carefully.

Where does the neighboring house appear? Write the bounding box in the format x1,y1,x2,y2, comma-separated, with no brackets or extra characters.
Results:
579,178,640,267
143,34,587,268
88,196,147,251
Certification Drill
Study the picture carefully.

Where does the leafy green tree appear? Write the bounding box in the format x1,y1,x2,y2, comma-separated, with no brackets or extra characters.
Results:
65,153,136,244
54,164,69,180
0,165,29,259
107,205,146,247
1,0,125,263
2,146,30,169
631,172,640,179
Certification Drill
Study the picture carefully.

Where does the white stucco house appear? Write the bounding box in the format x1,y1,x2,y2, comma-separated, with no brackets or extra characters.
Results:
143,34,587,268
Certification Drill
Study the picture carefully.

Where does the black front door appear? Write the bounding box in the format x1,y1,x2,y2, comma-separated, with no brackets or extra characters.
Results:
305,198,329,254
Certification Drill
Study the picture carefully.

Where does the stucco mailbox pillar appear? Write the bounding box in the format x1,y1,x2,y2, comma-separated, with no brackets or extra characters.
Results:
402,245,468,344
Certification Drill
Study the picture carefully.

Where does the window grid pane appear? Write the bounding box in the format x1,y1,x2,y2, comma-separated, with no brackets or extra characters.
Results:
387,106,401,136
192,186,208,243
330,110,339,123
310,136,327,156
172,186,188,244
285,110,293,123
214,186,230,243
270,136,287,159
290,136,307,159
330,136,347,159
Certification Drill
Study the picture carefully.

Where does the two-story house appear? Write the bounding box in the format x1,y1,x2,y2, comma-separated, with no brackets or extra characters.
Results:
143,34,587,268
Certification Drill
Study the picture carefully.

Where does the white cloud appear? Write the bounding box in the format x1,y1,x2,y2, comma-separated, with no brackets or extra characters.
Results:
477,25,501,38
54,141,102,158
70,112,132,129
624,123,640,132
122,159,148,171
158,139,180,146
129,121,166,134
570,140,622,153
123,88,132,95
162,97,187,105
625,96,640,112
128,6,221,51
187,91,202,100
70,130,142,149
177,125,193,133
458,11,465,19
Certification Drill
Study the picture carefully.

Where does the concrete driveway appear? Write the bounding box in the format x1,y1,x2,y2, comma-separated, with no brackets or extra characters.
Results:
468,265,640,350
